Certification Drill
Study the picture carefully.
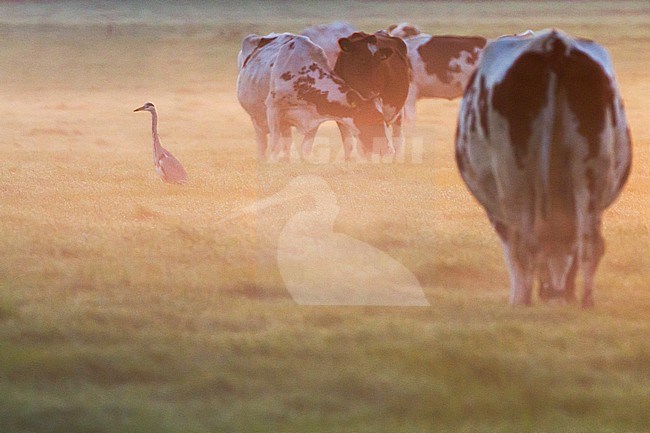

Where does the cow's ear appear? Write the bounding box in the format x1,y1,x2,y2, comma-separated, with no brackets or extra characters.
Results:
376,47,394,61
339,38,352,52
387,24,397,33
257,36,277,49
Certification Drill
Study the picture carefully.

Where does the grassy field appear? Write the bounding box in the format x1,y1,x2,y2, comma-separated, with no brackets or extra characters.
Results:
1,1,649,432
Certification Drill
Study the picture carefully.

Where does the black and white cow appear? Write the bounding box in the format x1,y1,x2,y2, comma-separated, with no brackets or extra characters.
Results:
301,21,357,68
237,33,390,160
388,23,487,125
334,31,411,155
455,29,632,306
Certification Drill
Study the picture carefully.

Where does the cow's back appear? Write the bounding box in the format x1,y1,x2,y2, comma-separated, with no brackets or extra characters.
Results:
455,29,631,305
301,21,357,68
457,29,631,252
269,36,348,113
236,33,295,121
408,34,486,99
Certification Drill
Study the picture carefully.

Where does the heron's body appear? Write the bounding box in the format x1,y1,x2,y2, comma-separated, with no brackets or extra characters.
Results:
134,102,188,184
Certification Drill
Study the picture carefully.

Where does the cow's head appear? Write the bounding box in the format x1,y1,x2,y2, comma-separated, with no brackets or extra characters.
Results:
335,32,395,99
348,92,392,157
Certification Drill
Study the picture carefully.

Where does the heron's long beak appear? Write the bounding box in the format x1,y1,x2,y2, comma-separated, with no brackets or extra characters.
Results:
217,184,300,224
218,176,334,224
133,105,146,112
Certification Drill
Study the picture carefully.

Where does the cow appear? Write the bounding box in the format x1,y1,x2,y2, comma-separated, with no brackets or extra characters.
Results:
386,22,422,39
334,31,411,155
300,21,357,68
388,23,486,126
236,33,391,161
455,29,632,307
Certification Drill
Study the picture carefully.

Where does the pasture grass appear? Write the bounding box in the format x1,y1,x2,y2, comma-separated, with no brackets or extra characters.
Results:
1,1,649,432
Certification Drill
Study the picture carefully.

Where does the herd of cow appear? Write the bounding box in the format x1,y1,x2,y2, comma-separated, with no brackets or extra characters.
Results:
236,22,632,307
237,21,489,159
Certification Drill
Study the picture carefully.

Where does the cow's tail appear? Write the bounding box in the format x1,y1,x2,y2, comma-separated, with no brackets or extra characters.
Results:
536,31,578,293
538,90,552,221
538,30,567,217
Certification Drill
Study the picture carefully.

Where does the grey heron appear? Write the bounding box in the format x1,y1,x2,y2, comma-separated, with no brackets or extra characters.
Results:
133,102,188,184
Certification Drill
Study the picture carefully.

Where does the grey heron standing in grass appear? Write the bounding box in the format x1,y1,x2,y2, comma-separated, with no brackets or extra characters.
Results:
134,102,188,184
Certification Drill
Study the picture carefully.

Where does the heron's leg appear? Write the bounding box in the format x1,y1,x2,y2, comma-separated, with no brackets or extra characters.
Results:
337,122,355,161
300,128,318,161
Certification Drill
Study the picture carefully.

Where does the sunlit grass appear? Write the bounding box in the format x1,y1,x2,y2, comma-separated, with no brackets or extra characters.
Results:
1,2,649,432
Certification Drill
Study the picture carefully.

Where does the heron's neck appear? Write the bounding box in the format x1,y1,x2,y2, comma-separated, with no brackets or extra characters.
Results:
150,110,163,159
299,201,338,227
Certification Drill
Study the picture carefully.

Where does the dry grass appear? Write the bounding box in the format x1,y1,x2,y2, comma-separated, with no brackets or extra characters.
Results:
0,2,649,432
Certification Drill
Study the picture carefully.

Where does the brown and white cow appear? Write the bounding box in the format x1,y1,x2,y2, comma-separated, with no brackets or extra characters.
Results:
386,22,422,39
388,23,486,126
455,29,632,307
237,33,390,160
334,31,411,155
300,21,357,68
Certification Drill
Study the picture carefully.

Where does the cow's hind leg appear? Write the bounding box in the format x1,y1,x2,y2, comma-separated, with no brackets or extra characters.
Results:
251,115,269,160
279,122,292,162
563,252,578,302
300,128,318,161
337,122,355,161
581,225,605,308
490,218,534,305
254,125,268,160
403,85,418,127
503,236,534,306
267,108,292,162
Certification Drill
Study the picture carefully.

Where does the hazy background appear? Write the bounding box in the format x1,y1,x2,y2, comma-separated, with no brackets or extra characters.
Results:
1,1,649,432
